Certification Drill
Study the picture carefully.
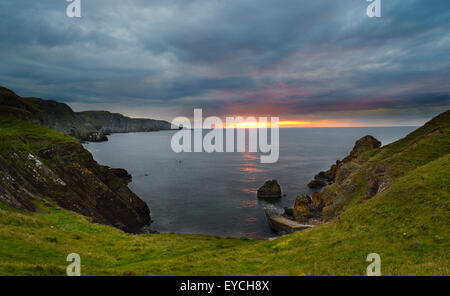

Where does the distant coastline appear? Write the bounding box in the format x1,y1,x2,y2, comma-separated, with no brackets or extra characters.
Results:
0,86,174,143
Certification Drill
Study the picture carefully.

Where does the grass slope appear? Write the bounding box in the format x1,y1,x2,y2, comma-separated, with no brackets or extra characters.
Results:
0,113,449,276
320,110,450,219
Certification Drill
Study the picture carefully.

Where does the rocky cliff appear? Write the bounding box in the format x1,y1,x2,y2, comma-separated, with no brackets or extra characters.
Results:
0,86,158,233
308,135,382,189
78,111,172,134
0,87,106,141
0,86,173,142
0,116,151,233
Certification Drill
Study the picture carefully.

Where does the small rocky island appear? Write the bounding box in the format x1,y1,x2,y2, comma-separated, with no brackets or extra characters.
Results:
257,180,282,201
262,135,383,235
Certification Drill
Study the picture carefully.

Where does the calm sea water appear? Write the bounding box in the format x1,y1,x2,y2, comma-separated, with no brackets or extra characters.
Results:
83,127,416,238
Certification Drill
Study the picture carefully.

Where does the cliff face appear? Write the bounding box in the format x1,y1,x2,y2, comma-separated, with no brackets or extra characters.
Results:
0,116,151,233
0,86,156,232
78,111,172,134
308,135,382,189
0,86,172,142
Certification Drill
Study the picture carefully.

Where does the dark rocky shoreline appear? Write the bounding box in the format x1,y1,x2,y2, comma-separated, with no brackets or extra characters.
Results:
261,135,383,235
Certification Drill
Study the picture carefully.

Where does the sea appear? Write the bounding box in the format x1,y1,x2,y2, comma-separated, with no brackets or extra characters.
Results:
83,127,416,238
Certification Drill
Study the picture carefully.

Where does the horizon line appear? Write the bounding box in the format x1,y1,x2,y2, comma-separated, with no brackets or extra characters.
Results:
177,125,420,130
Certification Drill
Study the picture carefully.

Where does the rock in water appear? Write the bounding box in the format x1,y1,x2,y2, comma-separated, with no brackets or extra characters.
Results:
257,180,282,201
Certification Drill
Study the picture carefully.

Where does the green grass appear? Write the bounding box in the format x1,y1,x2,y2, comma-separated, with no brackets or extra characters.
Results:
0,155,448,276
0,117,80,176
0,113,449,276
371,110,450,175
0,116,76,144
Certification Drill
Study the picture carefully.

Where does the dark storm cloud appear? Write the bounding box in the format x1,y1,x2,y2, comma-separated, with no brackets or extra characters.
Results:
0,0,449,123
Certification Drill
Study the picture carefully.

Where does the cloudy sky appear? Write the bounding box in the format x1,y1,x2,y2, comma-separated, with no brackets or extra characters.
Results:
0,0,449,126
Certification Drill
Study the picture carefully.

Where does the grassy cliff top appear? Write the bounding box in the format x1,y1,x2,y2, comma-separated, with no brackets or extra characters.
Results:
0,116,77,143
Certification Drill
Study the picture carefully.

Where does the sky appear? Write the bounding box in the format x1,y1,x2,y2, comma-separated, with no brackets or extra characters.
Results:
0,0,449,126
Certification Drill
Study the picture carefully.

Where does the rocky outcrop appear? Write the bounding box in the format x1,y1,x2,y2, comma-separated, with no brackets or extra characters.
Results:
0,86,172,143
308,135,381,189
302,135,384,221
310,192,325,211
307,162,339,188
0,118,151,233
307,178,327,189
293,194,311,222
110,168,133,184
346,135,382,159
291,192,326,223
362,163,390,201
266,110,450,235
270,135,384,231
257,180,282,201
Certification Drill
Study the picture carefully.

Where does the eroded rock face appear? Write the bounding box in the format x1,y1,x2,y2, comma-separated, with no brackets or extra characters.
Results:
363,163,390,201
263,135,385,231
311,192,325,211
0,140,151,233
110,168,133,184
257,180,282,201
299,135,385,222
348,135,382,159
308,136,386,221
307,179,326,189
293,194,311,222
335,162,361,185
308,135,382,189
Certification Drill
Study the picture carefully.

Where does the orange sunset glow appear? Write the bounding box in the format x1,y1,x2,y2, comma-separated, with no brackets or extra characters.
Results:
216,119,366,128
225,120,311,128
